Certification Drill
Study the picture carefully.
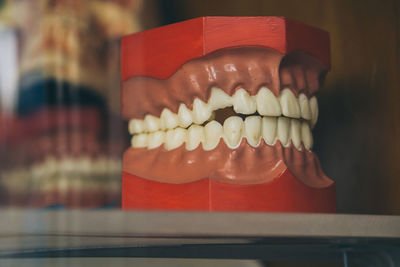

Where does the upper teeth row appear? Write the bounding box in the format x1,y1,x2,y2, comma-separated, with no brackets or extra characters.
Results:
129,87,319,134
131,116,313,151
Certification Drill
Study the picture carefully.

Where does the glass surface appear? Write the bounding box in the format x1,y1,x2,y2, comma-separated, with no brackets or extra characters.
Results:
1,0,399,214
0,1,399,265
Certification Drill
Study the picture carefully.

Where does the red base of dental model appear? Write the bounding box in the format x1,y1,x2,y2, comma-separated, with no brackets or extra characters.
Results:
122,171,336,212
121,16,330,81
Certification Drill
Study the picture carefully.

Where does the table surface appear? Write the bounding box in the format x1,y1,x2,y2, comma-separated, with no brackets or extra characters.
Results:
1,210,400,261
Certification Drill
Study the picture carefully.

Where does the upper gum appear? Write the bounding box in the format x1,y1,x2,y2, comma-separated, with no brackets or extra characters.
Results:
122,47,326,121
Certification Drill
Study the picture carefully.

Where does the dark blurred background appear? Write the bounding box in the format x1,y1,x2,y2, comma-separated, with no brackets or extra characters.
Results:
0,0,399,215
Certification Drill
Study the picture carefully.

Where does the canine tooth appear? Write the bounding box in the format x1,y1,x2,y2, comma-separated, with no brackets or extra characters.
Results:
244,116,261,147
232,88,257,114
147,131,165,149
208,87,232,110
131,134,147,148
309,96,319,127
192,98,212,124
178,103,193,128
129,119,145,134
203,121,223,150
160,108,179,130
301,121,313,150
223,116,244,148
290,119,302,150
299,93,312,120
277,117,290,147
164,128,187,150
256,87,281,116
186,125,205,151
279,89,300,119
209,111,216,121
144,115,160,132
261,117,277,145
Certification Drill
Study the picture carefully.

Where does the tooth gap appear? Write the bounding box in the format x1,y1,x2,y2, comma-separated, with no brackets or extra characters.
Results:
214,107,236,124
213,106,263,125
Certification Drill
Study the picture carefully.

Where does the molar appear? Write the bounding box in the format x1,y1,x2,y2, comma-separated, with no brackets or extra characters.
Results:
160,108,179,130
301,121,313,150
261,117,277,145
290,119,301,150
203,121,223,151
277,117,290,147
192,98,212,124
131,134,148,148
129,119,145,134
223,116,244,148
244,116,261,147
144,115,160,132
147,131,165,149
208,87,232,110
232,88,257,114
178,103,193,128
309,96,318,127
255,87,281,116
298,93,311,120
186,125,204,151
164,128,187,150
279,88,300,119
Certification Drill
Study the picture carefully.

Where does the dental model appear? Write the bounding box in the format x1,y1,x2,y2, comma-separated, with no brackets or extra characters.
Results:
121,17,336,212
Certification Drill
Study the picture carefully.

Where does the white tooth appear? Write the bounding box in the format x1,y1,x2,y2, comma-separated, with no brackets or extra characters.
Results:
301,121,313,150
223,116,244,148
261,117,277,145
164,128,187,151
256,87,281,116
232,88,257,114
299,93,312,120
144,115,160,132
208,87,232,110
279,88,301,118
192,98,212,124
131,134,147,148
178,103,193,128
129,119,145,134
160,108,179,130
209,111,216,121
244,116,261,147
203,121,223,151
290,119,301,150
186,125,205,151
147,131,165,149
277,117,290,147
309,96,319,128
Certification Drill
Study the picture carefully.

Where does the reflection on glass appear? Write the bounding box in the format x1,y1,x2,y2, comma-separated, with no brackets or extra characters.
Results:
0,0,143,208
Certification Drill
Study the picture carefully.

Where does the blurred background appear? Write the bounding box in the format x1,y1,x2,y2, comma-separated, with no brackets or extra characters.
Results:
0,0,399,214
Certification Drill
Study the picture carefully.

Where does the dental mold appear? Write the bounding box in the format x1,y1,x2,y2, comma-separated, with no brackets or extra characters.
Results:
121,17,336,212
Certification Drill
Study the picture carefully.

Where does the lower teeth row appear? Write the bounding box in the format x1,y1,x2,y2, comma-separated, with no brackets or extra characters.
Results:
131,115,313,151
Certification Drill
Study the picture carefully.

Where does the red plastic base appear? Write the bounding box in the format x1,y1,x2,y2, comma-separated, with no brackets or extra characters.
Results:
122,170,336,213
